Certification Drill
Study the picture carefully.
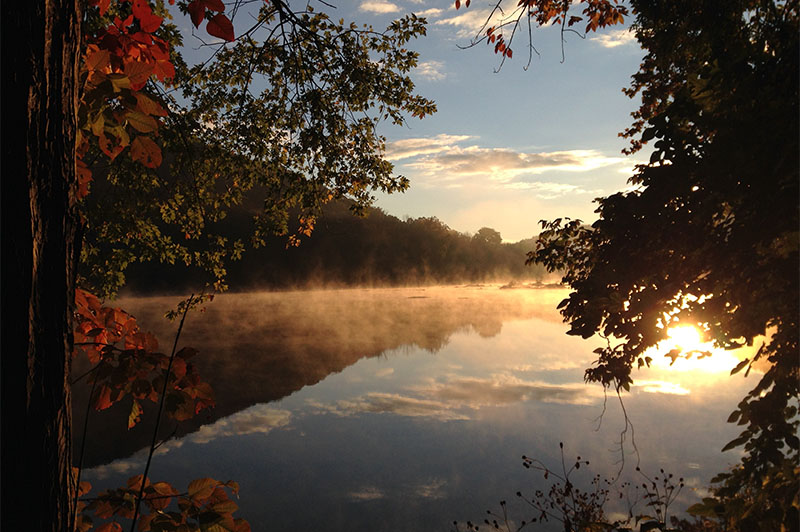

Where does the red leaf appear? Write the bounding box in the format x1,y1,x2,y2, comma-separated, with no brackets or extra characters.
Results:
90,0,111,16
455,0,461,9
132,0,163,33
205,0,225,11
206,14,235,42
95,524,122,532
187,0,206,27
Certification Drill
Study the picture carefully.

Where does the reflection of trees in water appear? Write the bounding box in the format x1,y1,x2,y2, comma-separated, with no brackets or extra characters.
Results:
73,287,562,467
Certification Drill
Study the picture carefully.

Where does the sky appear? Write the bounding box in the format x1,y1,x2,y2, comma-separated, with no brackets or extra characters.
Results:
180,1,649,242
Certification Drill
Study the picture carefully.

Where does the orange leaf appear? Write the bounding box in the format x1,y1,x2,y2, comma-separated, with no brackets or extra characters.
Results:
85,47,111,72
93,385,115,410
124,61,154,89
128,474,150,491
95,524,122,532
188,477,218,501
207,13,235,41
130,136,163,168
234,519,252,532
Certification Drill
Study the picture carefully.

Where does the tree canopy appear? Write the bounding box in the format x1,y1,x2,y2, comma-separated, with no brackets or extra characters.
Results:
531,0,798,529
79,0,435,298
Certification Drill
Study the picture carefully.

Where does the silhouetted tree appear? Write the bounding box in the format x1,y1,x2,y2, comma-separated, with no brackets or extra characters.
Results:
532,1,798,529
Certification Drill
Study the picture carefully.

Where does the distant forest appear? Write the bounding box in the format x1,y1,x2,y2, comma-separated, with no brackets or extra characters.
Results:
123,199,551,293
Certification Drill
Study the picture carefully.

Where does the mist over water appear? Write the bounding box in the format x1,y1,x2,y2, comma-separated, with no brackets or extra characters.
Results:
76,285,756,531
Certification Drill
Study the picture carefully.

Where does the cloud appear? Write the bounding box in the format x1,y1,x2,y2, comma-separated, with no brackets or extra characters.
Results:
414,8,444,18
435,8,498,38
405,146,623,187
384,134,474,161
590,28,636,48
360,1,400,14
415,60,447,81
634,380,690,395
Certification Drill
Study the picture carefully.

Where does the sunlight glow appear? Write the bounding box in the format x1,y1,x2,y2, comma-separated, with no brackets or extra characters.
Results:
647,324,751,376
667,325,703,349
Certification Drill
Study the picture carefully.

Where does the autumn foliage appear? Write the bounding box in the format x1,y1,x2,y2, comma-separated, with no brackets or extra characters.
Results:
455,0,627,61
72,1,248,530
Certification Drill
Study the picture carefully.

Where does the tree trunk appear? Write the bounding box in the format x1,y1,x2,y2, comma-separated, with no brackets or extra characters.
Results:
1,1,82,530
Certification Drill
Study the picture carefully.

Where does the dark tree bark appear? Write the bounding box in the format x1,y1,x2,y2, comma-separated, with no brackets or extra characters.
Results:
2,1,82,530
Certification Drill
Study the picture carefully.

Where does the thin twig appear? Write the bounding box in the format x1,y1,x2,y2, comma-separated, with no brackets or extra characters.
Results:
71,360,103,530
129,294,194,532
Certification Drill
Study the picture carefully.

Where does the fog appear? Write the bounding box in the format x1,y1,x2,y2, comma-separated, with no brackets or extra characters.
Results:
73,284,566,466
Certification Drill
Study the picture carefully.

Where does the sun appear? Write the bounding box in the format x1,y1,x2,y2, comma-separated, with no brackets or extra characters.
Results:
667,325,704,350
648,324,749,375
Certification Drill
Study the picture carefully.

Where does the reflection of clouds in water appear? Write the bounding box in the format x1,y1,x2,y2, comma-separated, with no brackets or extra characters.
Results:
374,367,395,378
191,405,291,443
413,478,447,499
308,394,470,421
423,374,596,406
88,405,291,479
634,380,690,396
307,373,597,421
348,486,385,501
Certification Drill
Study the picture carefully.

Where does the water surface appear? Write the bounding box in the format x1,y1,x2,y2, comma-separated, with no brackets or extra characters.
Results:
77,286,756,531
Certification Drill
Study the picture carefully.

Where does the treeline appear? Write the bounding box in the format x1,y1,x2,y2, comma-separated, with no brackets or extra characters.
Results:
123,199,549,293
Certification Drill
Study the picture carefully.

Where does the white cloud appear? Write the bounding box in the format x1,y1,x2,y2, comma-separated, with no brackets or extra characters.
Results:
384,134,474,161
415,60,447,81
590,28,636,48
406,146,623,184
360,1,400,14
414,8,444,18
435,8,497,38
